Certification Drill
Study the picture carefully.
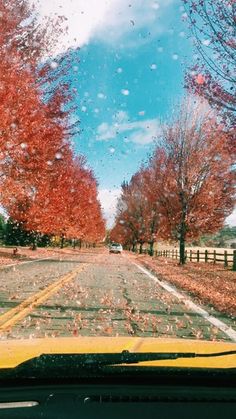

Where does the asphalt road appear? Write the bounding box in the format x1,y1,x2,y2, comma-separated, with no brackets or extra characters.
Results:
0,249,235,341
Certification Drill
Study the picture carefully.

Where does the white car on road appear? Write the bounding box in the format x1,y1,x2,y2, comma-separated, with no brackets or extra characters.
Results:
109,243,123,254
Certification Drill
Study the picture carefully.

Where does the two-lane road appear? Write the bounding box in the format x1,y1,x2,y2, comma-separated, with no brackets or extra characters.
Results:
0,249,235,341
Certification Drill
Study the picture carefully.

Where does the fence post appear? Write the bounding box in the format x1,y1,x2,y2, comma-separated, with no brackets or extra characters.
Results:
233,250,236,272
205,250,208,263
224,250,228,268
190,250,192,262
176,250,178,260
213,250,216,264
185,250,187,262
197,250,200,262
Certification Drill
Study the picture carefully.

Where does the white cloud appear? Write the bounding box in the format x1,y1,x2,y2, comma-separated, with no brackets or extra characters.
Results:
31,0,175,55
226,209,236,227
94,0,174,48
31,0,111,55
96,112,161,145
98,188,121,228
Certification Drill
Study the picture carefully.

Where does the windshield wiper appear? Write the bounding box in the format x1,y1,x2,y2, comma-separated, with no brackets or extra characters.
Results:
80,350,236,366
1,349,236,372
0,350,235,380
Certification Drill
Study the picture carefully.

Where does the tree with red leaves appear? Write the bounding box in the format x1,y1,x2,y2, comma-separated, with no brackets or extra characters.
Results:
0,0,63,63
183,0,236,134
0,69,105,245
0,0,105,247
146,98,235,264
0,53,73,238
112,98,235,264
110,171,161,254
111,178,147,253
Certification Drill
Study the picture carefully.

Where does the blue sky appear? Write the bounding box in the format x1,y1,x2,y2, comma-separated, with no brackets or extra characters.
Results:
70,4,192,190
35,0,235,227
73,33,191,190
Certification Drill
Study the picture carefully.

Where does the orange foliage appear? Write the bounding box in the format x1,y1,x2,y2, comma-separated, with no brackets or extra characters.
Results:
0,0,105,243
111,99,235,251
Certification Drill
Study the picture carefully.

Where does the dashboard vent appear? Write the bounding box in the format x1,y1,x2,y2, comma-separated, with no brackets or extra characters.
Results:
81,393,236,403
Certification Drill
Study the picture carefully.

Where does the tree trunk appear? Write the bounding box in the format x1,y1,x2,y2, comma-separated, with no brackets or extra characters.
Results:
149,241,154,257
132,242,136,252
73,239,76,249
179,191,187,265
31,234,38,250
60,235,65,249
139,242,143,254
179,224,186,265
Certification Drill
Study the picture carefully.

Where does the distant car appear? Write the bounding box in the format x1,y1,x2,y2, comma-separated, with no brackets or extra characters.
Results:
109,243,123,254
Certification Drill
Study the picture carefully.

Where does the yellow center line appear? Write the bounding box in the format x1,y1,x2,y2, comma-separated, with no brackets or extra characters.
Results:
0,264,87,333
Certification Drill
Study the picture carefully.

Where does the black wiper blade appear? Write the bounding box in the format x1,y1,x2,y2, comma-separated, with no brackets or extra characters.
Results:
0,350,236,380
3,349,236,371
81,350,236,366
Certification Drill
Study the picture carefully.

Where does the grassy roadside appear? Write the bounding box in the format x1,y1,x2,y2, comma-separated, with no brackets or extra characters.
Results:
127,252,236,317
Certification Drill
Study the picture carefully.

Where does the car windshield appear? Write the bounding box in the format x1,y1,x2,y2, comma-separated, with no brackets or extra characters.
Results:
0,0,235,372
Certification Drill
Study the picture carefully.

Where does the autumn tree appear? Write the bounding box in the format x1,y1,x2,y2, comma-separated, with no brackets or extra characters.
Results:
0,0,105,247
147,98,235,264
0,0,68,216
0,62,73,243
0,0,63,63
2,140,105,246
183,0,236,133
112,98,235,264
111,171,161,254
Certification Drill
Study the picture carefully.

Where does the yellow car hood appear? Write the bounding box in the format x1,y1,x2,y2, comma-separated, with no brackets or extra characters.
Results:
0,337,235,370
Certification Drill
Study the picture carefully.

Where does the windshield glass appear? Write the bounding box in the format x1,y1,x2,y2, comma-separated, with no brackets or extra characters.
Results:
0,0,235,367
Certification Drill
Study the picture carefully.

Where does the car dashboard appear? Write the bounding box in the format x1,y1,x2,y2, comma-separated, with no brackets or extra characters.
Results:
1,372,236,419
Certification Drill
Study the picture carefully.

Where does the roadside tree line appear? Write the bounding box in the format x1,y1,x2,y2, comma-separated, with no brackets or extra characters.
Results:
111,0,236,265
0,1,105,247
110,99,235,264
